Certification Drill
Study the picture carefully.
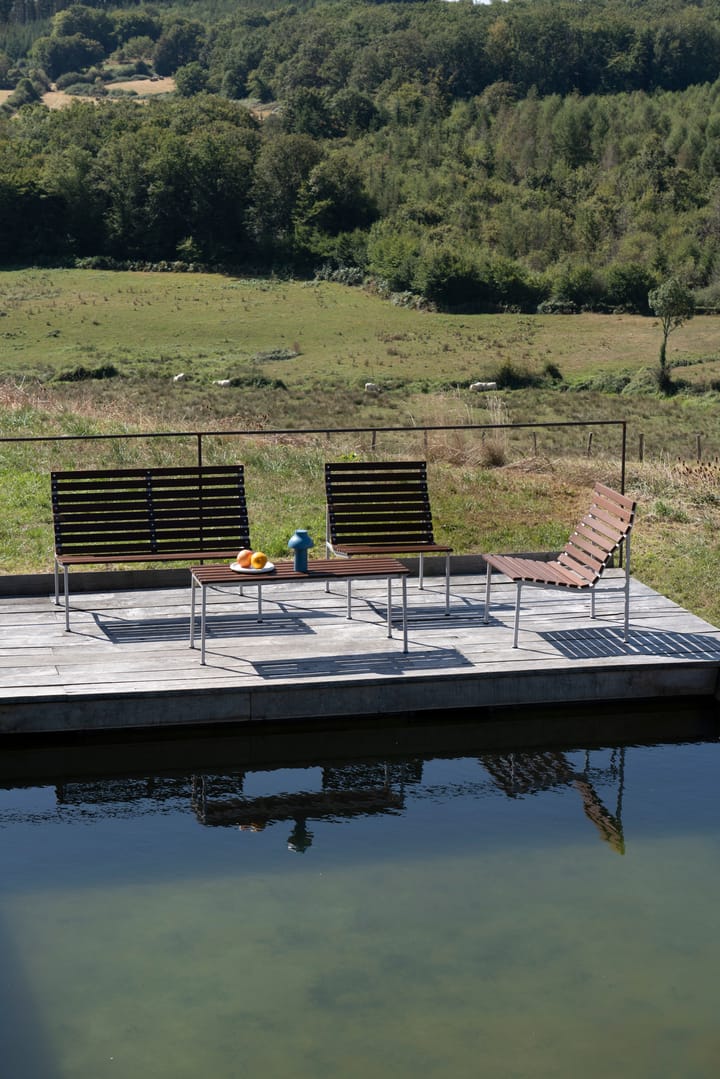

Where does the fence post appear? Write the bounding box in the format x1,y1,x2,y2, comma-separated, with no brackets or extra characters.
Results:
532,432,538,455
638,433,644,462
586,432,593,457
696,434,702,462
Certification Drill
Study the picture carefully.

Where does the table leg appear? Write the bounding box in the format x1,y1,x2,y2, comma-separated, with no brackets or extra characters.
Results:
387,578,392,638
402,575,408,653
257,584,263,622
346,579,352,620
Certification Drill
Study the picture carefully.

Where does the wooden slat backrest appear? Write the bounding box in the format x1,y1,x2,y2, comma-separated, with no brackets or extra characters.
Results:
557,483,636,584
51,465,249,556
325,461,437,545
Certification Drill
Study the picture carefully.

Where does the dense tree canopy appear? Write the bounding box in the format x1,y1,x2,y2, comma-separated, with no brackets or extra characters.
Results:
3,0,720,310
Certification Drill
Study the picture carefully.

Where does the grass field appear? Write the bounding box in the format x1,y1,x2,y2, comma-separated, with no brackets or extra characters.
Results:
2,268,719,388
1,268,720,626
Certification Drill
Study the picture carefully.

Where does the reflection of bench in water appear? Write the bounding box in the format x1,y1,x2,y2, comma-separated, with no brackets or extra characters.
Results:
481,749,625,853
192,784,403,828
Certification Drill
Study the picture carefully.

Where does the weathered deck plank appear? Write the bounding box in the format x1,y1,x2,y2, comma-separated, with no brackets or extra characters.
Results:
0,570,719,733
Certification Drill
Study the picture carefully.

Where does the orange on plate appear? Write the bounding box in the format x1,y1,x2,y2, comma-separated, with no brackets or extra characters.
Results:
236,548,253,568
250,551,268,569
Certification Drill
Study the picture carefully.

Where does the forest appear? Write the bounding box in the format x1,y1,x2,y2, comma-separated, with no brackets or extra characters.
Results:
4,0,720,312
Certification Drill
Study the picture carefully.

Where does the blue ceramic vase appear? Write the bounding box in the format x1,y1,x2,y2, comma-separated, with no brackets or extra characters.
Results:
288,528,314,572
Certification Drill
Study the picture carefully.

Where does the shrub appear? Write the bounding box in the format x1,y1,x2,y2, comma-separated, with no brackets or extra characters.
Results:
604,263,657,313
55,71,90,90
55,364,120,382
492,361,544,389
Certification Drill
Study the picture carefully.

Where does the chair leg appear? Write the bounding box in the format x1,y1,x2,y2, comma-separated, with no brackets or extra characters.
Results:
624,533,631,641
483,564,492,623
513,582,522,648
591,588,596,619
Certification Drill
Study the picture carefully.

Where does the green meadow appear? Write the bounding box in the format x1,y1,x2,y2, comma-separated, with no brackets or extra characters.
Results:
2,268,720,625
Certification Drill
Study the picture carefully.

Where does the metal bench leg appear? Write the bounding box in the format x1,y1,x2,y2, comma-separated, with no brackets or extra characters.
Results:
513,583,522,648
346,580,352,619
418,552,425,590
63,566,70,632
445,552,450,616
387,578,392,638
189,575,197,648
402,575,408,653
200,583,208,665
484,564,493,623
54,559,60,606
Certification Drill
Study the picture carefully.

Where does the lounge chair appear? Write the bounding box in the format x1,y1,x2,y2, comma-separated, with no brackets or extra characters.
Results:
325,460,453,614
483,482,637,647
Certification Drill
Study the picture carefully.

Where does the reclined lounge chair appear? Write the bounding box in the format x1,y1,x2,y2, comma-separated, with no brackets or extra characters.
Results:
483,482,637,647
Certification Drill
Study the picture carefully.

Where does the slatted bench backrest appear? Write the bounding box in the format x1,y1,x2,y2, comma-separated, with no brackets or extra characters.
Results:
325,460,437,547
51,465,249,559
558,482,636,585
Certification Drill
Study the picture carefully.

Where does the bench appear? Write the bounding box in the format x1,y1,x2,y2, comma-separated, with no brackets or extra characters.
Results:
51,465,250,630
324,460,452,614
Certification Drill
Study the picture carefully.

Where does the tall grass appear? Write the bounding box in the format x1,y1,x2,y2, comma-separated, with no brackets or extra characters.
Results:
2,270,720,623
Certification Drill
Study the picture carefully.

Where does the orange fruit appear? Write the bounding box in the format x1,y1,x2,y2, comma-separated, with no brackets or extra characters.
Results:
236,548,253,568
250,551,268,569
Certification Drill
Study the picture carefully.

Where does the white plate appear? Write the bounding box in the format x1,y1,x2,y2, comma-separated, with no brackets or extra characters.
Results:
229,561,276,574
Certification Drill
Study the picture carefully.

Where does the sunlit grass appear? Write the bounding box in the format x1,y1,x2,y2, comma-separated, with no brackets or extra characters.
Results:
3,269,720,625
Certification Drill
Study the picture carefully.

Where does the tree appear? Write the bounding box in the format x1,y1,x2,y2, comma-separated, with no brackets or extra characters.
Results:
248,134,323,255
648,276,695,387
153,20,204,77
31,34,105,79
174,62,209,97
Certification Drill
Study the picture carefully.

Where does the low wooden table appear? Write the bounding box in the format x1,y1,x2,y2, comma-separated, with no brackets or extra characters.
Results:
189,557,410,664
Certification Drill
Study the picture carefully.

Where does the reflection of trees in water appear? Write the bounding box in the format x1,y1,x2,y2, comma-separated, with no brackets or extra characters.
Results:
480,749,625,853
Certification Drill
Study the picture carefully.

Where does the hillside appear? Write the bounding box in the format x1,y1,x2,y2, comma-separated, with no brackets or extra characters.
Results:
1,0,720,313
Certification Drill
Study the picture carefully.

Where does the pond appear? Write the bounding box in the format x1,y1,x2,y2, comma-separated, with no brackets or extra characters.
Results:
1,709,719,1079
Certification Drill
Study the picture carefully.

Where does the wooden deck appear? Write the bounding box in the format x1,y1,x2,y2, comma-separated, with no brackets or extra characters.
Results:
1,566,720,735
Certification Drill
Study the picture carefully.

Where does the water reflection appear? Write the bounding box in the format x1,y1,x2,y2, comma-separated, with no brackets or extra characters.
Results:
481,750,625,853
1,714,719,1079
34,743,629,853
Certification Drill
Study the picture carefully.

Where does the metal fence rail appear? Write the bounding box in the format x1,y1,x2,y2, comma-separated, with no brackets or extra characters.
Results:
0,419,628,491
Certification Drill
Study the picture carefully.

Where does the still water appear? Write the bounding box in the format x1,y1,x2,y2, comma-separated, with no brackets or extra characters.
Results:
1,719,719,1079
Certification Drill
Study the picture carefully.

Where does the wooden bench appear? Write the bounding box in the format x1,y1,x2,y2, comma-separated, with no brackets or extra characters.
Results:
483,482,637,647
324,460,452,614
51,465,250,630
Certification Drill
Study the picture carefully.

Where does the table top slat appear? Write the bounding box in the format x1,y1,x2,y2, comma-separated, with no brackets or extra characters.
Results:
191,557,410,585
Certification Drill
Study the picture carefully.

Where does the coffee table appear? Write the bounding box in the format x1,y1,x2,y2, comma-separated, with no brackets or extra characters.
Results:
189,557,410,664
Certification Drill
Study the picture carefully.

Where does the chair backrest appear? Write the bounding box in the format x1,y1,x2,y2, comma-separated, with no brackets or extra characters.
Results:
557,482,636,585
51,465,249,557
325,460,436,546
